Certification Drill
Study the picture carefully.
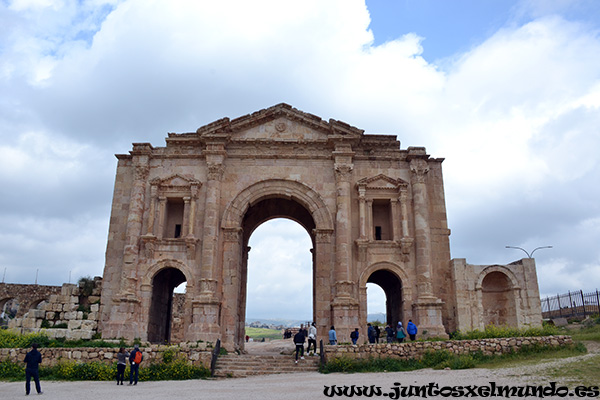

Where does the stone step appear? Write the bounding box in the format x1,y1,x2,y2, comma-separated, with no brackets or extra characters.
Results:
214,354,320,378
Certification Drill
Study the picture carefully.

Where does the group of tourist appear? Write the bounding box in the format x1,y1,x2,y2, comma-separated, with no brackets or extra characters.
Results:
291,319,418,363
291,322,318,363
340,320,419,346
22,342,145,395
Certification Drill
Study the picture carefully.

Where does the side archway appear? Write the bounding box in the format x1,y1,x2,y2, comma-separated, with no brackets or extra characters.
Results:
359,262,410,328
146,260,190,343
477,266,520,327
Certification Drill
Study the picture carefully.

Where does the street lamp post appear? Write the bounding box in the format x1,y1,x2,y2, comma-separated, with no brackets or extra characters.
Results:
505,245,553,258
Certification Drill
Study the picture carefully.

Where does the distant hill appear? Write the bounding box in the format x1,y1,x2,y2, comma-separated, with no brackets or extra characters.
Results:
246,314,387,327
367,313,386,323
246,318,310,328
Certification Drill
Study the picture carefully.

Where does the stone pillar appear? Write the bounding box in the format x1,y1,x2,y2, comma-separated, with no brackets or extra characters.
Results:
358,188,367,239
187,185,198,237
391,198,401,242
215,227,249,351
157,197,166,239
313,228,335,345
409,157,447,337
331,144,359,339
182,196,190,238
120,146,151,298
190,137,227,342
146,185,157,236
400,188,409,238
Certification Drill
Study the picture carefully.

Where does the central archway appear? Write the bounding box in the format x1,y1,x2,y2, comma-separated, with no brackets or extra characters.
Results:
221,179,334,350
241,202,315,334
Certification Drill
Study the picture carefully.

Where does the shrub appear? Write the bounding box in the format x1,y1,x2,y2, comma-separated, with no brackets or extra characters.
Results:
0,359,24,380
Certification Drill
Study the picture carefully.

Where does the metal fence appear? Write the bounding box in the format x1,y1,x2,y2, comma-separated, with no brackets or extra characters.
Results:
541,289,600,320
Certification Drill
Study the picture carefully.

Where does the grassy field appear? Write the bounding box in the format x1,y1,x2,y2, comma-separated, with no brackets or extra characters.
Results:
244,327,283,341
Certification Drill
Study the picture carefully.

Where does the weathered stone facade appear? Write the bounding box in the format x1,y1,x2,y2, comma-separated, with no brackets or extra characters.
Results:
99,104,542,350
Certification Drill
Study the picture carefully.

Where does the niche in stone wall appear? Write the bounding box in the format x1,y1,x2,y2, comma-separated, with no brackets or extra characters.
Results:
148,175,201,240
481,271,518,327
356,174,409,242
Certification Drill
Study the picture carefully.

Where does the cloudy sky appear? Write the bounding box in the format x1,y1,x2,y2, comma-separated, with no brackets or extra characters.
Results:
1,0,599,321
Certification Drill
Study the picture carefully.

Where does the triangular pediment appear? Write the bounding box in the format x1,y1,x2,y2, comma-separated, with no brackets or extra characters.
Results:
194,103,364,142
357,174,408,191
151,174,201,188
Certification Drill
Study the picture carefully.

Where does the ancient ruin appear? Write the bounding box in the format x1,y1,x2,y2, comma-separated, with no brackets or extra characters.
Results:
97,104,542,350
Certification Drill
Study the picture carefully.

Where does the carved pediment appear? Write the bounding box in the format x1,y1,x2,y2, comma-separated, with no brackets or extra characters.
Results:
193,103,364,142
151,174,201,188
356,174,408,191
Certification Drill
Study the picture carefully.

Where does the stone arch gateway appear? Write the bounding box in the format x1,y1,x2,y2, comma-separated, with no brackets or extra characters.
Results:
99,104,543,350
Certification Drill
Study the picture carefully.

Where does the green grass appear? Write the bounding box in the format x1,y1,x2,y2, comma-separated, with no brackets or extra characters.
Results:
244,327,282,341
0,329,125,348
450,323,560,340
542,354,600,387
476,342,587,369
563,323,600,341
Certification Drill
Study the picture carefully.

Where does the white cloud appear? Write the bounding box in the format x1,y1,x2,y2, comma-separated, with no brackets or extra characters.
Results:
1,0,599,319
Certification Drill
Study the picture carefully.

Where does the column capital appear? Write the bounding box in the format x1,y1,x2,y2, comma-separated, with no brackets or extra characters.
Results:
334,163,353,182
207,163,225,181
410,158,429,184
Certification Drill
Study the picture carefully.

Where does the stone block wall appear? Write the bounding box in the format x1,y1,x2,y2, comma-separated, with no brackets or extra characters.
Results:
8,279,103,340
0,343,213,368
324,335,572,361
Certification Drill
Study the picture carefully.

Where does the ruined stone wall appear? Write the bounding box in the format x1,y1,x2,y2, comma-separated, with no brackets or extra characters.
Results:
7,278,103,340
324,335,571,361
0,283,62,318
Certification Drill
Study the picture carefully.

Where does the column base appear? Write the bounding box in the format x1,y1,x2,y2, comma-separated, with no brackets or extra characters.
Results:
187,299,221,343
412,298,448,339
331,297,359,344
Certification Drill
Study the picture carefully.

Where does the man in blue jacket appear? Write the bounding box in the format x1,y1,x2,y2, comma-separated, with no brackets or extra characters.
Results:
406,320,418,341
24,342,42,395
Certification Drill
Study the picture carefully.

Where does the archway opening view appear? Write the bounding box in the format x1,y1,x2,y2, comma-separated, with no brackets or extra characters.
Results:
148,267,186,344
366,282,386,322
366,269,403,328
245,218,313,328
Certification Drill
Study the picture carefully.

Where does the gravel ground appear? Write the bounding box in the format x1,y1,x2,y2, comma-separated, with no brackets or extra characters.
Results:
1,343,596,399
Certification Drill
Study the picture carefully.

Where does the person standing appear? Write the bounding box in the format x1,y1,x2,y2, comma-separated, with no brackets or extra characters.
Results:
307,322,317,355
116,347,129,385
293,328,306,364
396,321,407,343
385,324,394,343
350,328,359,345
367,323,376,344
129,344,143,385
328,326,337,345
406,320,418,341
24,342,42,395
